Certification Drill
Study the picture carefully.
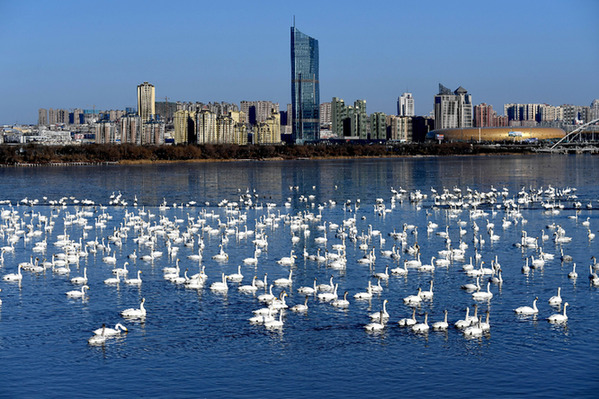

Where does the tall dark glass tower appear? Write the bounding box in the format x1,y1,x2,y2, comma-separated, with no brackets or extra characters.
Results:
291,26,320,143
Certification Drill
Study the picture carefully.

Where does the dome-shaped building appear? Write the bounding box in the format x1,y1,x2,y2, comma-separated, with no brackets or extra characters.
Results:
426,127,565,142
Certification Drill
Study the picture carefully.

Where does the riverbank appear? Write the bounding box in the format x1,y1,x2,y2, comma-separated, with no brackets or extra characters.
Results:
0,142,540,165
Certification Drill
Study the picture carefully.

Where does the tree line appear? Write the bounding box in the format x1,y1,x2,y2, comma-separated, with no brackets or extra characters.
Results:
0,142,533,165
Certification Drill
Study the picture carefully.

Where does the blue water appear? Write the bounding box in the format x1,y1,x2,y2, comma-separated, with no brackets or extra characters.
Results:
1,155,599,398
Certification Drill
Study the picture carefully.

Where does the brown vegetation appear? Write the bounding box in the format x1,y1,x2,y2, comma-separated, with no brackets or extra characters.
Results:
0,142,535,165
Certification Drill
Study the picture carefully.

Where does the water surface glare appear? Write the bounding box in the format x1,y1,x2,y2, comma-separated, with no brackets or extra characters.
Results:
1,155,598,398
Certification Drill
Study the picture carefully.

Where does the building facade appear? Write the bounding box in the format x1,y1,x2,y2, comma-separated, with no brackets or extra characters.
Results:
173,110,196,144
137,82,155,123
291,26,320,143
95,120,117,144
434,84,473,130
255,112,281,144
387,115,412,142
38,109,48,126
120,115,142,144
370,112,387,140
397,93,414,117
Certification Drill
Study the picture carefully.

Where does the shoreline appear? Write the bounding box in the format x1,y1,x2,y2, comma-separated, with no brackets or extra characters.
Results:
0,142,577,167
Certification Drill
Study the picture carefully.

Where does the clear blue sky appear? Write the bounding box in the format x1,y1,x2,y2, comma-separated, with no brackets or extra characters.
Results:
1,0,598,124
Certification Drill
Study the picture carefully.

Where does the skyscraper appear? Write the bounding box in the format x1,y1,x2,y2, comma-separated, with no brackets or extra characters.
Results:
433,84,472,129
137,82,155,123
397,93,415,117
291,26,320,143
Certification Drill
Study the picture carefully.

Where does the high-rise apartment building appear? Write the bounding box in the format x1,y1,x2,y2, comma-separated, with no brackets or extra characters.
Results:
591,99,599,121
121,115,142,144
473,103,508,127
397,93,415,117
370,112,387,140
331,98,368,138
173,110,196,144
386,115,412,142
291,26,320,143
240,101,279,125
320,102,332,126
95,120,117,144
255,112,281,144
137,82,156,123
433,84,472,129
38,109,48,126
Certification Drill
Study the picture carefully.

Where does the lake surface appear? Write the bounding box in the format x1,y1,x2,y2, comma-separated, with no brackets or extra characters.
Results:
1,154,598,398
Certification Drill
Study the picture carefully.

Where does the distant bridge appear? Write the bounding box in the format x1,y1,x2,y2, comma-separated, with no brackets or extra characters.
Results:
550,118,599,150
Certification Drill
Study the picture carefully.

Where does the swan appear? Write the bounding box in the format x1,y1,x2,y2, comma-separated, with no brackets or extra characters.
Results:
264,310,284,329
121,298,146,318
102,251,117,264
277,250,296,266
331,291,350,308
514,297,539,315
104,272,120,285
373,266,389,280
364,311,386,331
254,273,268,289
66,285,89,298
297,278,317,295
270,292,288,310
227,265,244,283
548,287,562,306
420,281,434,300
257,284,275,303
403,288,422,305
472,282,493,301
290,296,309,312
411,313,429,333
522,258,530,274
318,283,338,302
461,277,481,292
398,309,417,327
125,270,143,285
560,248,572,263
112,261,129,276
4,266,24,282
568,263,578,279
547,302,568,323
70,267,88,284
464,317,484,337
242,249,258,265
273,270,293,287
369,299,388,321
187,247,203,262
480,311,491,331
317,276,334,292
163,259,180,274
238,276,258,293
369,279,383,293
353,282,373,300
210,273,229,292
455,307,472,329
489,269,503,284
93,323,128,336
249,308,275,324
391,261,408,276
211,244,229,261
432,310,449,331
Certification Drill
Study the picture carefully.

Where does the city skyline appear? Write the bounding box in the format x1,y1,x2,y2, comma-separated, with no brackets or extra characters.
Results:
1,0,598,125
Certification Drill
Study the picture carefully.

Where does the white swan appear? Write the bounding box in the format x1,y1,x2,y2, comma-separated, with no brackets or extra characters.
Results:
398,309,417,327
464,317,484,337
331,291,350,308
70,267,88,285
66,285,89,298
547,302,568,323
373,265,389,280
93,323,128,336
568,263,578,279
210,273,229,293
297,278,317,295
369,299,388,321
514,297,538,315
273,270,293,287
432,310,449,331
391,261,408,275
403,287,422,305
548,287,562,306
364,311,385,331
125,270,143,285
318,283,338,302
2,265,23,281
411,313,429,333
420,281,434,300
455,307,471,329
472,281,493,301
354,282,373,300
257,284,275,303
104,272,120,285
238,276,258,293
112,262,129,276
121,298,146,318
227,265,244,283
264,310,284,329
3,265,23,281
290,296,309,312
